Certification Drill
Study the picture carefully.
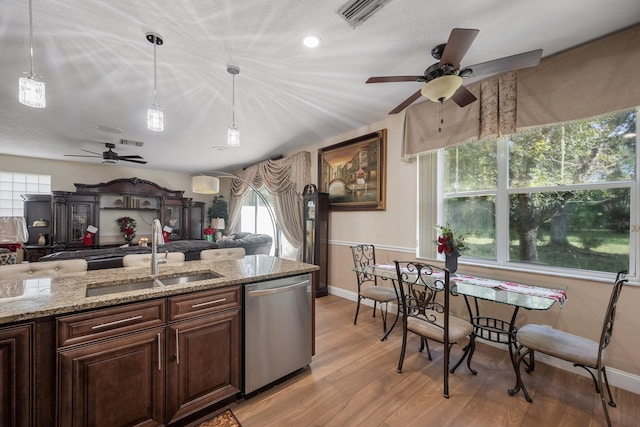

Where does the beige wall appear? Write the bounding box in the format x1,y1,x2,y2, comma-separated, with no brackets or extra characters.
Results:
0,154,211,203
305,113,640,383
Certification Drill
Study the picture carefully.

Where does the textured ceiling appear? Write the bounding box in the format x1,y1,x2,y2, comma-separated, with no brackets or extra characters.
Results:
1,0,639,173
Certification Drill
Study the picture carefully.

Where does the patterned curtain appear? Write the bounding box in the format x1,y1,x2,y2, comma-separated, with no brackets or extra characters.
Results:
227,151,311,260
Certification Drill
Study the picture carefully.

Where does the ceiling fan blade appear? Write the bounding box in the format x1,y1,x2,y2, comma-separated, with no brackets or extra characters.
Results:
120,158,148,164
80,149,102,155
367,76,424,83
451,85,477,107
463,49,543,79
64,154,101,158
439,28,479,69
117,155,145,160
389,89,423,114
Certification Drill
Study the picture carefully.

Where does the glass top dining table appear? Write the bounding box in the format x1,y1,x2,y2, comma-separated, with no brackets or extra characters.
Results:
353,263,568,378
354,263,567,311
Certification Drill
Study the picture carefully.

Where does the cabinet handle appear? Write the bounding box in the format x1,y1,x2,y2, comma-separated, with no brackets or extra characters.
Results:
157,332,161,371
175,329,180,365
191,298,226,308
91,315,143,330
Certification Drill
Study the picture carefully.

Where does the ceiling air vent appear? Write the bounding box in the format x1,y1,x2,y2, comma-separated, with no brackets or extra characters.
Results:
119,139,144,147
337,0,394,28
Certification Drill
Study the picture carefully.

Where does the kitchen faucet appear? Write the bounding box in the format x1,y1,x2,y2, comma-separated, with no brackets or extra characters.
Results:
150,219,167,276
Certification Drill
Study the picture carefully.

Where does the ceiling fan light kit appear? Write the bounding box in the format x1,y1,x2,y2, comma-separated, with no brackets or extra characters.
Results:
19,0,45,108
227,65,240,147
366,28,542,117
146,32,164,132
421,75,463,102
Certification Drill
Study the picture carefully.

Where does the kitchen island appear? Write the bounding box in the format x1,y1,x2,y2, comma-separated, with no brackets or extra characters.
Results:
0,255,318,426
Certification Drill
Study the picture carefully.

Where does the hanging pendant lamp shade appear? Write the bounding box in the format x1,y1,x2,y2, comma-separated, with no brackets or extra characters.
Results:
227,65,240,147
191,176,220,194
146,32,164,132
19,0,45,108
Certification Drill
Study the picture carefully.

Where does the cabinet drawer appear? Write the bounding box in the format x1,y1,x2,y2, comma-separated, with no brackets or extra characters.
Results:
168,286,240,322
57,299,166,348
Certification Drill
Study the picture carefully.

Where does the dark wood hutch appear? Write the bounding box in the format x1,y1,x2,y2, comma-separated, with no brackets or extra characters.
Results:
22,177,204,259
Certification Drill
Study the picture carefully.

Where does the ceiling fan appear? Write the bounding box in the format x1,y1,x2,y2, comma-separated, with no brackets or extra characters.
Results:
64,143,148,164
367,28,543,114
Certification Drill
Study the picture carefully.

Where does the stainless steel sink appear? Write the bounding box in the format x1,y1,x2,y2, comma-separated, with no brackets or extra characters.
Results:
85,279,160,297
85,271,222,297
158,271,222,286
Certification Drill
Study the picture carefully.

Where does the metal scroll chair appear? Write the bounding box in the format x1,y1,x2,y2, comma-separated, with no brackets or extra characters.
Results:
509,271,627,427
394,261,473,398
351,244,398,340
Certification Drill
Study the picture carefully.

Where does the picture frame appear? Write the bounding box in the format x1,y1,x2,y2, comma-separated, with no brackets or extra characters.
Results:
318,129,386,211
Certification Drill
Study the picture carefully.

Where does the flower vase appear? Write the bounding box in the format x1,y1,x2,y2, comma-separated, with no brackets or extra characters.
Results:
124,233,135,244
445,253,459,275
205,234,213,242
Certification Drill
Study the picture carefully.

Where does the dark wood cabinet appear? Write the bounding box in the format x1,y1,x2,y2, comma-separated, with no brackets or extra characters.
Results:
302,186,329,297
57,300,167,426
167,309,241,423
23,178,205,254
166,287,241,423
0,323,32,427
58,327,166,426
56,288,241,426
22,193,52,248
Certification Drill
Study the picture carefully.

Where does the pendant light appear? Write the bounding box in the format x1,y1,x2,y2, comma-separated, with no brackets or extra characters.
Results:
18,0,45,108
227,65,240,147
146,32,164,132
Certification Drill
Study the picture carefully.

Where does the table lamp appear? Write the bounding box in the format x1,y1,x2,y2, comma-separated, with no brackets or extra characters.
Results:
211,218,225,241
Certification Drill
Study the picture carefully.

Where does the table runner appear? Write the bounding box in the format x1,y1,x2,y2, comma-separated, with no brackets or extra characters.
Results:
370,263,567,306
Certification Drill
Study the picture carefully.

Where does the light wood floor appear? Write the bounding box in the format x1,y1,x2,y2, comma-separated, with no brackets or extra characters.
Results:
230,295,640,427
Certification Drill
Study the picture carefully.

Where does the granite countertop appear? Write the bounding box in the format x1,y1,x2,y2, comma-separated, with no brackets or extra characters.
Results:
0,255,319,325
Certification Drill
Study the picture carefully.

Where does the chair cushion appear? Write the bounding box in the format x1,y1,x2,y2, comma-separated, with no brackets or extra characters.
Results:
517,324,601,367
1,259,88,277
122,252,185,268
200,247,246,260
360,286,397,302
407,312,473,344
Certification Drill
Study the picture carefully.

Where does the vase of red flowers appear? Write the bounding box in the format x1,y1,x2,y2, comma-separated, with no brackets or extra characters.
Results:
117,216,137,244
203,226,214,242
436,224,467,275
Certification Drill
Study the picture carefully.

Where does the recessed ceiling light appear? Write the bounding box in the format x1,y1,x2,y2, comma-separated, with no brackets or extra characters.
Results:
303,36,321,48
97,125,123,134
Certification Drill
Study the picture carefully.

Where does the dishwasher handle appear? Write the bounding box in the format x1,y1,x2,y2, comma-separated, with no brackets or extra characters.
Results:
248,280,310,297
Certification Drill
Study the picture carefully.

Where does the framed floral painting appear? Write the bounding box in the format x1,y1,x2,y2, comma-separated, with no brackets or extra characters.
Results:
317,129,386,211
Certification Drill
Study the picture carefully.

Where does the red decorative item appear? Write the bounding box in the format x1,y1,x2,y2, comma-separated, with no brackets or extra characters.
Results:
162,225,172,243
82,225,98,247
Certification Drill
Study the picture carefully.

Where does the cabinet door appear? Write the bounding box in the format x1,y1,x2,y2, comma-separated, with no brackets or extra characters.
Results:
166,308,241,423
58,328,165,427
23,194,52,246
0,324,32,427
164,201,183,241
69,200,95,248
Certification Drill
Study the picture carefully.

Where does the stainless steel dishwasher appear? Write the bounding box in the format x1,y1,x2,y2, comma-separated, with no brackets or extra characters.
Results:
244,273,312,395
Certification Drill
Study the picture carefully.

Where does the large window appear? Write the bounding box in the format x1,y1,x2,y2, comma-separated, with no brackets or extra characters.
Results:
420,109,638,277
0,172,51,217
